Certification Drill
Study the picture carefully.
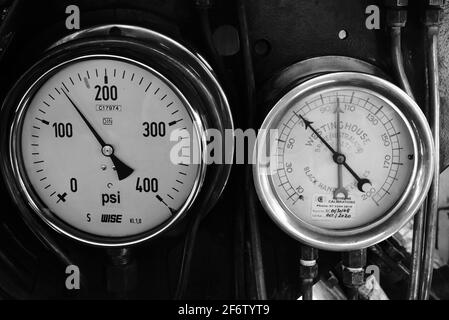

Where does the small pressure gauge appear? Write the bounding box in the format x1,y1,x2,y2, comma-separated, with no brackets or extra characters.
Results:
253,70,434,251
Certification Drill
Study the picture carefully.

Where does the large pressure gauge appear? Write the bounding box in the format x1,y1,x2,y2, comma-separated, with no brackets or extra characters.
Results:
0,25,233,247
254,69,434,251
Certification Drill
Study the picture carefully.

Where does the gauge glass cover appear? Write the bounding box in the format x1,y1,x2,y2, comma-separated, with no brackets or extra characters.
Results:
15,56,204,240
254,72,434,250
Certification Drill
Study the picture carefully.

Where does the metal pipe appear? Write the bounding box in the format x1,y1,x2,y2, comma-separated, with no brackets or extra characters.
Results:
341,249,367,300
301,279,313,300
385,3,425,299
419,20,441,300
174,208,203,299
237,0,267,300
237,0,256,124
300,245,318,300
174,0,232,299
197,6,228,83
390,26,415,100
234,199,246,299
408,206,425,299
106,248,135,299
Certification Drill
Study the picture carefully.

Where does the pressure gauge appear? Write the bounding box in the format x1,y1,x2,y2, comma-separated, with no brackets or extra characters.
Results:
254,71,434,251
0,25,233,247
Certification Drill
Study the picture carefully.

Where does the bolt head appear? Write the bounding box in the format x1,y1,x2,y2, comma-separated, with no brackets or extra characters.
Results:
342,268,365,287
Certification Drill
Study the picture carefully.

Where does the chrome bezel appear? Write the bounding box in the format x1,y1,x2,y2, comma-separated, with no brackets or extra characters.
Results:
253,72,434,251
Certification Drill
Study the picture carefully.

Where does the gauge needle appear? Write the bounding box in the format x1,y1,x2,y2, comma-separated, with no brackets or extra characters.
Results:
61,88,134,180
298,112,371,193
333,99,349,199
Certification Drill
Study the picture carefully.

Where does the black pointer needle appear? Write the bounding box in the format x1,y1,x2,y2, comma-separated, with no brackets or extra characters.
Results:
61,88,134,180
298,113,335,153
298,113,371,192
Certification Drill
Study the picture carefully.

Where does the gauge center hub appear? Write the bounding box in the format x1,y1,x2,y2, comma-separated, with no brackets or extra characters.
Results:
333,153,346,164
102,145,114,157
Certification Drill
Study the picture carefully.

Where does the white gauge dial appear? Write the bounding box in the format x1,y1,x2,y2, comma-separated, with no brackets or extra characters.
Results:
271,88,414,229
19,56,204,239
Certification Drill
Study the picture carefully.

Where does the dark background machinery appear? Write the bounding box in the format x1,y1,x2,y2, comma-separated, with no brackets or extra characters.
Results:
0,0,447,299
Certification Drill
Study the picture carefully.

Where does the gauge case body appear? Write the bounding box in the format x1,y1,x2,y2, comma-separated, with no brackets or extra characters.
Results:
253,57,434,251
0,25,234,247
